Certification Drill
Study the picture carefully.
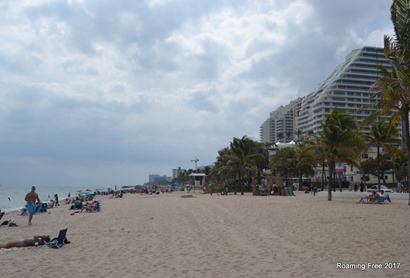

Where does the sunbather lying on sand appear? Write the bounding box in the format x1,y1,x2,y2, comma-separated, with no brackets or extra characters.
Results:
0,235,50,249
80,200,97,213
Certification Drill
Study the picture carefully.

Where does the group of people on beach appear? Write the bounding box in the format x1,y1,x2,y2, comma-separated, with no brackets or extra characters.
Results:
1,186,79,250
0,185,88,250
0,187,49,249
65,193,94,205
19,186,63,225
0,187,40,228
67,196,100,213
358,190,391,204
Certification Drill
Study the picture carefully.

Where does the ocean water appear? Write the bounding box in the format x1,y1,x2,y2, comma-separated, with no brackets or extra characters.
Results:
0,184,87,213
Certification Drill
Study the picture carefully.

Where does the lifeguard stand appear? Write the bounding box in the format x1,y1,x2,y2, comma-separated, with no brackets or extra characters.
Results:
189,173,207,191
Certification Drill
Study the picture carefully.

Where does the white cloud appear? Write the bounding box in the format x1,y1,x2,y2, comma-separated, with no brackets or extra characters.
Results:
365,27,395,46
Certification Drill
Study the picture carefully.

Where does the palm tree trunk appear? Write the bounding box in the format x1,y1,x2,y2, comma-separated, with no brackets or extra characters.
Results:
328,162,333,201
377,145,381,192
321,163,326,190
403,111,410,205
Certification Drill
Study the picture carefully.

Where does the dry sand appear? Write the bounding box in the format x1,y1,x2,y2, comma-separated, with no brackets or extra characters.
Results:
1,191,409,278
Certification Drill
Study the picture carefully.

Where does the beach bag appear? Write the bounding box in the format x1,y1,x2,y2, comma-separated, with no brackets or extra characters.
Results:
1,219,18,227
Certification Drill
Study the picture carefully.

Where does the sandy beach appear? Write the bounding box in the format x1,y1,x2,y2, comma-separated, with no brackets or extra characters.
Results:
1,191,409,278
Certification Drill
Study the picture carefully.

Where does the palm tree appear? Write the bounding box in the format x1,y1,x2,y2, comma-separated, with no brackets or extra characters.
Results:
364,120,400,191
392,149,408,183
295,145,316,191
370,0,410,204
305,108,365,201
286,130,294,142
176,168,196,186
295,130,324,189
229,136,267,194
360,155,395,184
277,132,284,142
271,147,298,179
211,136,267,195
211,147,235,191
313,141,328,190
253,142,269,185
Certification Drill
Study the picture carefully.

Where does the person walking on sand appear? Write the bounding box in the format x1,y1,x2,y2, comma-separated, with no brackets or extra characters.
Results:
24,186,41,226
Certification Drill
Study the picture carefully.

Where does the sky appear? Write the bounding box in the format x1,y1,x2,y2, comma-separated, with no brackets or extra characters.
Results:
0,0,395,186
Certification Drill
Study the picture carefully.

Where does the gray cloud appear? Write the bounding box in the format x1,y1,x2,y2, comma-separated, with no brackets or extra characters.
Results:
0,0,394,185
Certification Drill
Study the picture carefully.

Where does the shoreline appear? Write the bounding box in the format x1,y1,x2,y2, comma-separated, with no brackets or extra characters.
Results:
1,197,71,216
0,184,84,213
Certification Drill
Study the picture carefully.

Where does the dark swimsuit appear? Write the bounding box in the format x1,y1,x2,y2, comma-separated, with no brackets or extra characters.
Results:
20,239,34,247
22,237,42,246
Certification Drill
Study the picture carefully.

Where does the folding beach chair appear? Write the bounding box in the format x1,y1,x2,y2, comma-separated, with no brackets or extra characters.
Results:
40,203,48,213
258,185,268,196
83,200,101,212
373,195,391,204
284,187,291,196
93,200,101,212
44,227,69,249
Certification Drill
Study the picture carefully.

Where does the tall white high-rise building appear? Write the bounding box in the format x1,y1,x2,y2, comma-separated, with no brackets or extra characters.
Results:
259,46,400,184
259,118,271,143
296,46,394,134
260,46,399,143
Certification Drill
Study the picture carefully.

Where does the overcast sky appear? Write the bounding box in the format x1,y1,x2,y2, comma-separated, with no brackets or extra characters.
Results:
0,0,394,186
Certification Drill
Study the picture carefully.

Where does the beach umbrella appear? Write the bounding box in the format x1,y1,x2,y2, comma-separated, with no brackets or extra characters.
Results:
78,191,94,195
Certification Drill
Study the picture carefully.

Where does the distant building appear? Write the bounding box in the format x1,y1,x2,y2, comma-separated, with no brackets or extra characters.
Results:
172,167,185,179
259,118,271,143
259,98,302,144
148,174,168,183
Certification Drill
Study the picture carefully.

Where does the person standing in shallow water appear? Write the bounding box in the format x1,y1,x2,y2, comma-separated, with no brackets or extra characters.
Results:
54,194,59,206
24,186,41,226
